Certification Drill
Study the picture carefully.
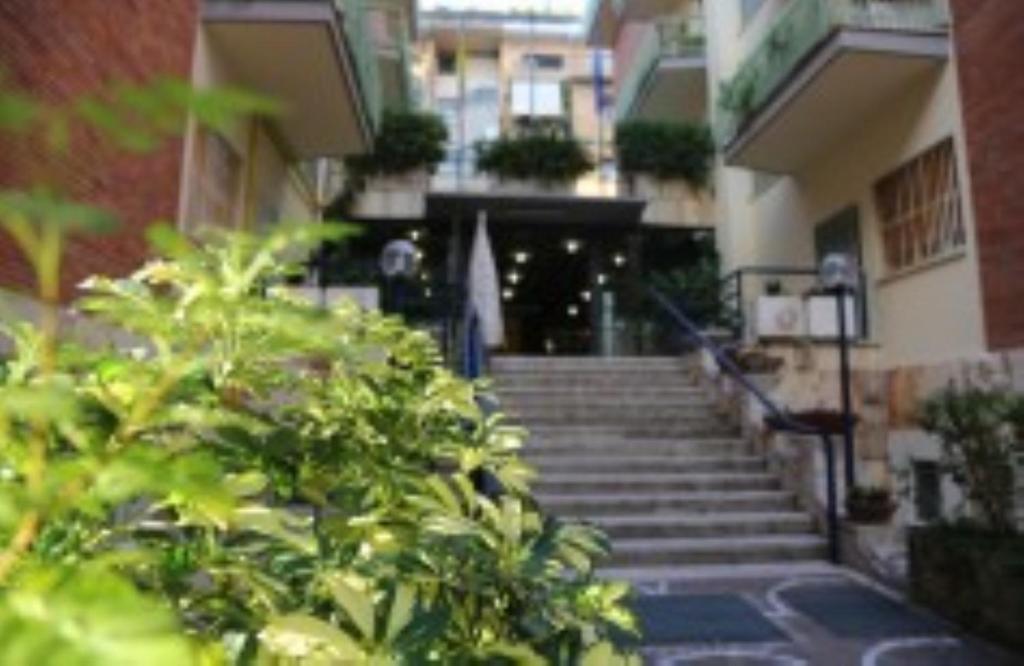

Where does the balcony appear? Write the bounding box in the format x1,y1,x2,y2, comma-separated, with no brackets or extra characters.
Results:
585,0,698,46
368,0,414,109
202,0,382,158
720,0,950,173
615,17,707,123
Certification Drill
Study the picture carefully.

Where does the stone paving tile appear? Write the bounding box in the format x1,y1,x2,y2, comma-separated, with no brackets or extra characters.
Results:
630,569,1022,666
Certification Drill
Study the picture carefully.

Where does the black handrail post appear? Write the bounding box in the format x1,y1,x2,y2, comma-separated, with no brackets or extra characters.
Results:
822,433,840,564
836,287,857,491
646,285,842,566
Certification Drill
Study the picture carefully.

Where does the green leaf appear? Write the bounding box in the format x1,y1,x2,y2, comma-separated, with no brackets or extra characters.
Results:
0,189,118,234
321,572,376,641
232,505,317,554
0,567,194,666
258,614,363,662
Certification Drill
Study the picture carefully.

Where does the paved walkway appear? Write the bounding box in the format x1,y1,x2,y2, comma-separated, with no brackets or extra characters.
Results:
626,565,1020,665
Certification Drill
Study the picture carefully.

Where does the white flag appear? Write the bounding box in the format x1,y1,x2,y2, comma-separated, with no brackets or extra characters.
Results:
468,214,505,348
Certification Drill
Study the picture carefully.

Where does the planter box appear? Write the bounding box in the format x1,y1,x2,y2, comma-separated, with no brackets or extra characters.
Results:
353,171,429,219
629,175,714,228
489,179,576,197
909,526,1024,650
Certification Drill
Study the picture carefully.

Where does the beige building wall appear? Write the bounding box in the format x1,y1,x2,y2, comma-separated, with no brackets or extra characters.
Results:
177,26,318,233
705,0,983,370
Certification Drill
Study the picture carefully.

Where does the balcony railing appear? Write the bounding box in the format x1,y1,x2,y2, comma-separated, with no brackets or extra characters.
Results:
338,0,383,130
719,0,949,146
614,16,705,121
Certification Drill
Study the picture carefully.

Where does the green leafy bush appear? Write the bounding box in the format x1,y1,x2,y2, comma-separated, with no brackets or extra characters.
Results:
345,109,448,179
476,131,593,184
614,120,714,188
0,84,637,664
919,386,1024,534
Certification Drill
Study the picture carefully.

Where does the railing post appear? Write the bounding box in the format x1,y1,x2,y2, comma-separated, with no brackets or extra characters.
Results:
822,433,840,563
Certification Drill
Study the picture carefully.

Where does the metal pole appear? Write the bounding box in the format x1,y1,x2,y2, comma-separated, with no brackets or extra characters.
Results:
837,288,856,491
823,434,840,563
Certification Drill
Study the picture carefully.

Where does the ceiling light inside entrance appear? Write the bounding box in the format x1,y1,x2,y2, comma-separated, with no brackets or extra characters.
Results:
581,290,591,302
507,270,522,285
612,253,627,267
513,251,530,264
564,239,581,254
567,304,580,317
597,273,608,286
502,288,515,301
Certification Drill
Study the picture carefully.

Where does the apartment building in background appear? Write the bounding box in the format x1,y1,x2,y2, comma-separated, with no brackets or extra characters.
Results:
590,0,1024,527
0,0,414,301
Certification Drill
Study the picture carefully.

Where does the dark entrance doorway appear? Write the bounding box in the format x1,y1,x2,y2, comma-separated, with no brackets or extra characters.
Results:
319,192,718,358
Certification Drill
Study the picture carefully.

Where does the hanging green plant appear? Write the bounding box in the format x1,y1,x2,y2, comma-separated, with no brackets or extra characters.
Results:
614,120,715,188
475,130,593,184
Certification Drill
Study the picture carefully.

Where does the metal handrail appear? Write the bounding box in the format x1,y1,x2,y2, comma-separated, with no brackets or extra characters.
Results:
647,286,840,563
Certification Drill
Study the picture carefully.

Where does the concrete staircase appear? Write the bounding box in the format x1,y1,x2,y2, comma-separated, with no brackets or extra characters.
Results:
493,355,829,581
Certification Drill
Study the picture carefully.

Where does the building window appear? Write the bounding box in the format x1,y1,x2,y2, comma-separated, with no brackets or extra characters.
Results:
874,138,965,273
188,129,242,228
913,460,942,523
437,50,456,74
522,53,564,71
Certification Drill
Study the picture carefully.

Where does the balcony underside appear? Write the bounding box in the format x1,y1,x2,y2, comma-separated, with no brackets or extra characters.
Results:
627,58,707,123
724,29,948,173
204,1,372,158
587,0,692,46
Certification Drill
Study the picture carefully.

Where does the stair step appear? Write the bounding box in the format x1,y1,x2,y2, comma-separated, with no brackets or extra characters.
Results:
600,561,841,583
538,490,797,516
526,455,765,475
527,437,751,457
585,512,814,539
608,534,829,567
496,387,707,400
504,406,717,421
534,472,779,493
491,356,692,372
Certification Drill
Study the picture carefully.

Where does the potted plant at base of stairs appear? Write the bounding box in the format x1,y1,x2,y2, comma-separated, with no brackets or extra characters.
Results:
845,486,897,524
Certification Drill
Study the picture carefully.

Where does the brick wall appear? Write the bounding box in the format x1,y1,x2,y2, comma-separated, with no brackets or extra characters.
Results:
0,0,199,301
951,0,1024,350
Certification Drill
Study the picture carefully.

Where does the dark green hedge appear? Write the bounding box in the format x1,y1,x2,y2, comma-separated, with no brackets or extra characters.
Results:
615,120,714,188
475,132,593,184
345,109,448,178
909,525,1024,651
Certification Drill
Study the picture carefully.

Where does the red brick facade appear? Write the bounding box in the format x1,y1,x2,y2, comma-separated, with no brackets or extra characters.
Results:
0,0,199,300
951,0,1024,351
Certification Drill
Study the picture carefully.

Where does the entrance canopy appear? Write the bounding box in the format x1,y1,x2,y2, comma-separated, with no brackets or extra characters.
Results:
425,192,647,228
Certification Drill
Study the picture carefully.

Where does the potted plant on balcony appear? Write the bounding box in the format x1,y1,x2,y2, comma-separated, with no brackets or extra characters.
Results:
615,120,715,226
345,109,447,217
475,128,593,193
846,485,897,524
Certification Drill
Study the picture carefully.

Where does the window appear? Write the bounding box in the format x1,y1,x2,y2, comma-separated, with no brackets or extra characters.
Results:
522,53,564,71
437,51,456,74
875,138,965,273
188,129,241,228
913,460,942,523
